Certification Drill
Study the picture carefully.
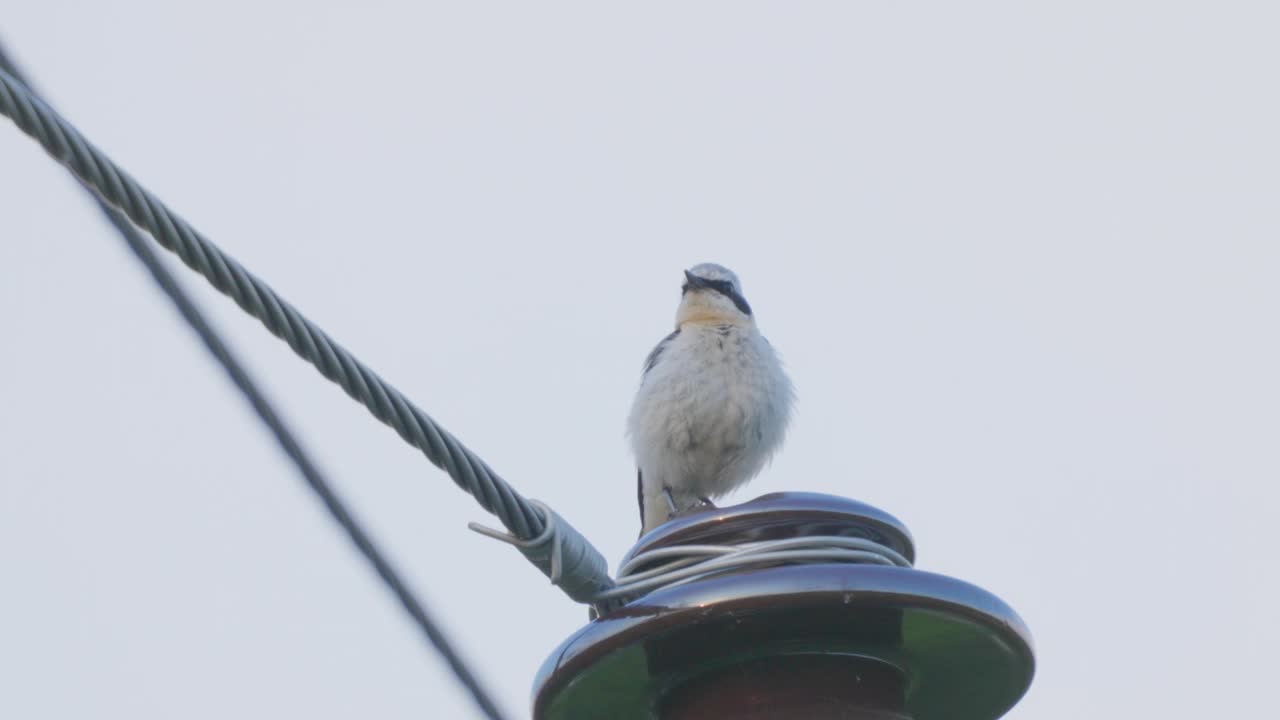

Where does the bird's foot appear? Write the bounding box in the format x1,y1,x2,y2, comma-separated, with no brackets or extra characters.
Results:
667,496,717,521
660,487,716,522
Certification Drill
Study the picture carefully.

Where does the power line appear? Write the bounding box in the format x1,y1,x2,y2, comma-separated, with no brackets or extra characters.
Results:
0,44,509,720
0,55,542,537
0,60,611,605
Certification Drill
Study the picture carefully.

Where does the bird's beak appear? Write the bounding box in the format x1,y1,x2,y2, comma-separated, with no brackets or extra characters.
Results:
684,270,709,289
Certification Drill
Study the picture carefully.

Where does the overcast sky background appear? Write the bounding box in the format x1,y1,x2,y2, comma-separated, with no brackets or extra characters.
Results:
2,3,1277,718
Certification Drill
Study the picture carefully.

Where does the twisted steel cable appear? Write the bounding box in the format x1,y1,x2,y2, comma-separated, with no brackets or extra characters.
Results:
0,64,610,603
0,66,619,605
0,46,510,720
0,66,540,537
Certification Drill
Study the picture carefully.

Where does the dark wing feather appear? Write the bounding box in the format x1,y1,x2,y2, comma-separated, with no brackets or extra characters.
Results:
637,468,645,528
638,329,679,533
643,329,680,375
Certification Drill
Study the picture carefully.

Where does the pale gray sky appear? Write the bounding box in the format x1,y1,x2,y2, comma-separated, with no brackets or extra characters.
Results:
2,2,1277,718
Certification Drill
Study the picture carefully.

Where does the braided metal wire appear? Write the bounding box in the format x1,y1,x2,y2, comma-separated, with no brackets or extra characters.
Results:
0,67,545,540
0,49,511,719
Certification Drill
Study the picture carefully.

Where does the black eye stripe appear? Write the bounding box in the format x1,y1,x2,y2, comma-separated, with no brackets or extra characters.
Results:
680,276,752,315
709,282,752,315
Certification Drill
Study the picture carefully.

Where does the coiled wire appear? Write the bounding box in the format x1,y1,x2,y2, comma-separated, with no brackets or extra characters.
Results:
595,535,913,605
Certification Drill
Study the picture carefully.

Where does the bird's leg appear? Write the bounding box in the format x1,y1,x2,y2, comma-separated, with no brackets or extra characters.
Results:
663,486,678,514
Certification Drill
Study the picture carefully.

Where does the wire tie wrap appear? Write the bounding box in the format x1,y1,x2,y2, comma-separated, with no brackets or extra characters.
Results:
470,500,614,604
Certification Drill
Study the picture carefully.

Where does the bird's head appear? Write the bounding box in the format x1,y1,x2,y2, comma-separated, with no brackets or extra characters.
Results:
676,262,754,327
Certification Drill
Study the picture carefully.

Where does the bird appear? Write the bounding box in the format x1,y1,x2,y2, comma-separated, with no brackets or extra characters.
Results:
627,263,794,536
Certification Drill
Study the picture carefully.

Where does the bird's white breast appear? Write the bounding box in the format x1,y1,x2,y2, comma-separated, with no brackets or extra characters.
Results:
628,323,792,500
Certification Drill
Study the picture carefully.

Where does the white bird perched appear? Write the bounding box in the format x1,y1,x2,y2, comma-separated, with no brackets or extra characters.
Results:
628,263,794,536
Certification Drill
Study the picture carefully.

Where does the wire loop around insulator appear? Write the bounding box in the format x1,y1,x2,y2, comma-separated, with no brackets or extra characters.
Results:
595,535,913,606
